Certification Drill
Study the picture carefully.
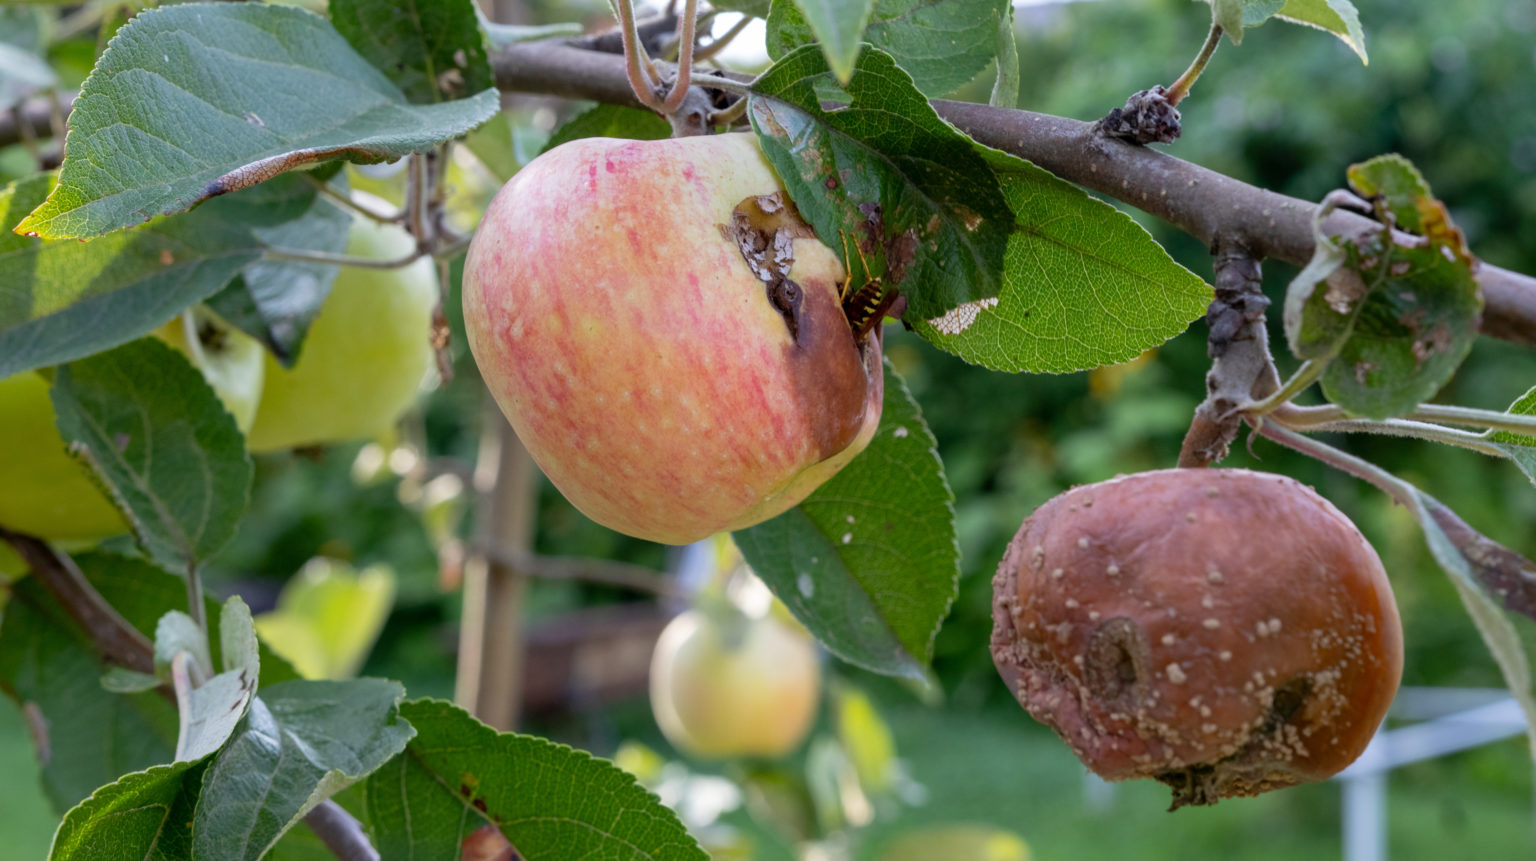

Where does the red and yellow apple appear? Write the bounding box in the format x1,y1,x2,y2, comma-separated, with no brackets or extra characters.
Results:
649,605,822,759
247,193,437,452
461,133,883,544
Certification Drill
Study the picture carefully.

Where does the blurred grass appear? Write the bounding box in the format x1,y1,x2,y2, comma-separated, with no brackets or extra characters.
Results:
852,699,1535,860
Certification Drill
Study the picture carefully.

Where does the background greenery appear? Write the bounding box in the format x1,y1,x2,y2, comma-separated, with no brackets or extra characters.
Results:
3,0,1534,857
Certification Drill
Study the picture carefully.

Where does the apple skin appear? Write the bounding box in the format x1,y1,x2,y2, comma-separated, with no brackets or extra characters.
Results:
155,306,265,433
246,194,437,452
462,134,883,544
0,371,129,542
649,607,822,759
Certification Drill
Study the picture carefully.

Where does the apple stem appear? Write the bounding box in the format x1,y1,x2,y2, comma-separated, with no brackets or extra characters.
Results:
431,258,455,385
612,0,667,111
661,0,697,113
1165,22,1223,107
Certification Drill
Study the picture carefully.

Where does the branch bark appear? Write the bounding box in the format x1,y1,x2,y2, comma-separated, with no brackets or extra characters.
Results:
0,528,379,861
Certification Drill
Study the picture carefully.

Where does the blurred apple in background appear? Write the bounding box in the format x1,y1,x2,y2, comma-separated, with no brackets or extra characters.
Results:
247,192,436,452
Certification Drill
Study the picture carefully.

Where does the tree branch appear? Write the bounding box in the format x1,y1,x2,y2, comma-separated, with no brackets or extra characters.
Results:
0,528,379,861
488,39,1536,350
8,40,1536,347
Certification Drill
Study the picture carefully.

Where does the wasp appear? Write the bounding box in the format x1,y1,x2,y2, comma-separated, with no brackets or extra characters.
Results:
838,230,901,342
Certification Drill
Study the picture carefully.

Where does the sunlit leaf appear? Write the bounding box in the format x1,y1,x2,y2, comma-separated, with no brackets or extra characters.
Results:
17,3,497,240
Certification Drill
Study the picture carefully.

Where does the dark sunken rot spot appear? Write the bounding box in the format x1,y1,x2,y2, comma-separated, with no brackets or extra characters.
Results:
1085,617,1147,708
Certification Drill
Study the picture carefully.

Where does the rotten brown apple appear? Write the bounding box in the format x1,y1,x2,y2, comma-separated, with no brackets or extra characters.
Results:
990,468,1403,808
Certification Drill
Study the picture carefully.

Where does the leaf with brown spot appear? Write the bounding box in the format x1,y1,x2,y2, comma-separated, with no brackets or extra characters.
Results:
1284,154,1481,419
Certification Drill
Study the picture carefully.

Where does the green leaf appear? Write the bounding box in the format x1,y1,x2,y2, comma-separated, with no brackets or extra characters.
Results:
733,360,957,679
911,149,1211,373
1486,386,1536,486
1209,0,1248,43
51,338,252,573
363,699,706,861
1401,490,1536,753
0,572,179,812
768,0,1003,97
1283,155,1480,419
171,597,261,762
476,11,582,48
541,104,672,156
1275,0,1367,64
204,177,352,367
100,666,162,694
155,610,212,678
0,171,345,379
786,0,874,84
194,679,414,861
709,0,772,16
48,760,206,861
329,0,494,104
16,2,498,240
0,552,299,812
748,45,1011,320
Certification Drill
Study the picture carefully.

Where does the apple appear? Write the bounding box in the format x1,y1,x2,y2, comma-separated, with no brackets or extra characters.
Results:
649,604,822,759
155,306,265,432
0,309,264,543
246,192,437,452
0,371,129,542
991,468,1403,808
461,133,884,544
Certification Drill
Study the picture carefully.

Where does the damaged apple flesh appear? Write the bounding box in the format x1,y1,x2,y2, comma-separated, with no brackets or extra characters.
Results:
462,134,883,545
991,468,1403,807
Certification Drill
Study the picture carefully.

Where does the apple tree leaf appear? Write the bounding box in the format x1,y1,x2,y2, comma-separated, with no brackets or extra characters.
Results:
48,760,207,861
193,679,414,861
0,171,350,379
1485,386,1536,487
363,699,706,861
1283,155,1480,419
15,2,498,240
748,45,1011,321
50,338,252,574
329,0,493,104
910,148,1211,373
1400,489,1536,751
784,0,874,85
734,360,957,679
205,178,352,367
1275,0,1367,64
0,552,299,813
769,0,1005,97
172,597,262,763
541,104,671,155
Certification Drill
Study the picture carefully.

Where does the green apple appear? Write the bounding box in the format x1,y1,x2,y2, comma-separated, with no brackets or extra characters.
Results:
649,604,822,759
155,306,265,432
0,310,263,543
0,371,129,542
462,133,883,544
246,193,437,452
